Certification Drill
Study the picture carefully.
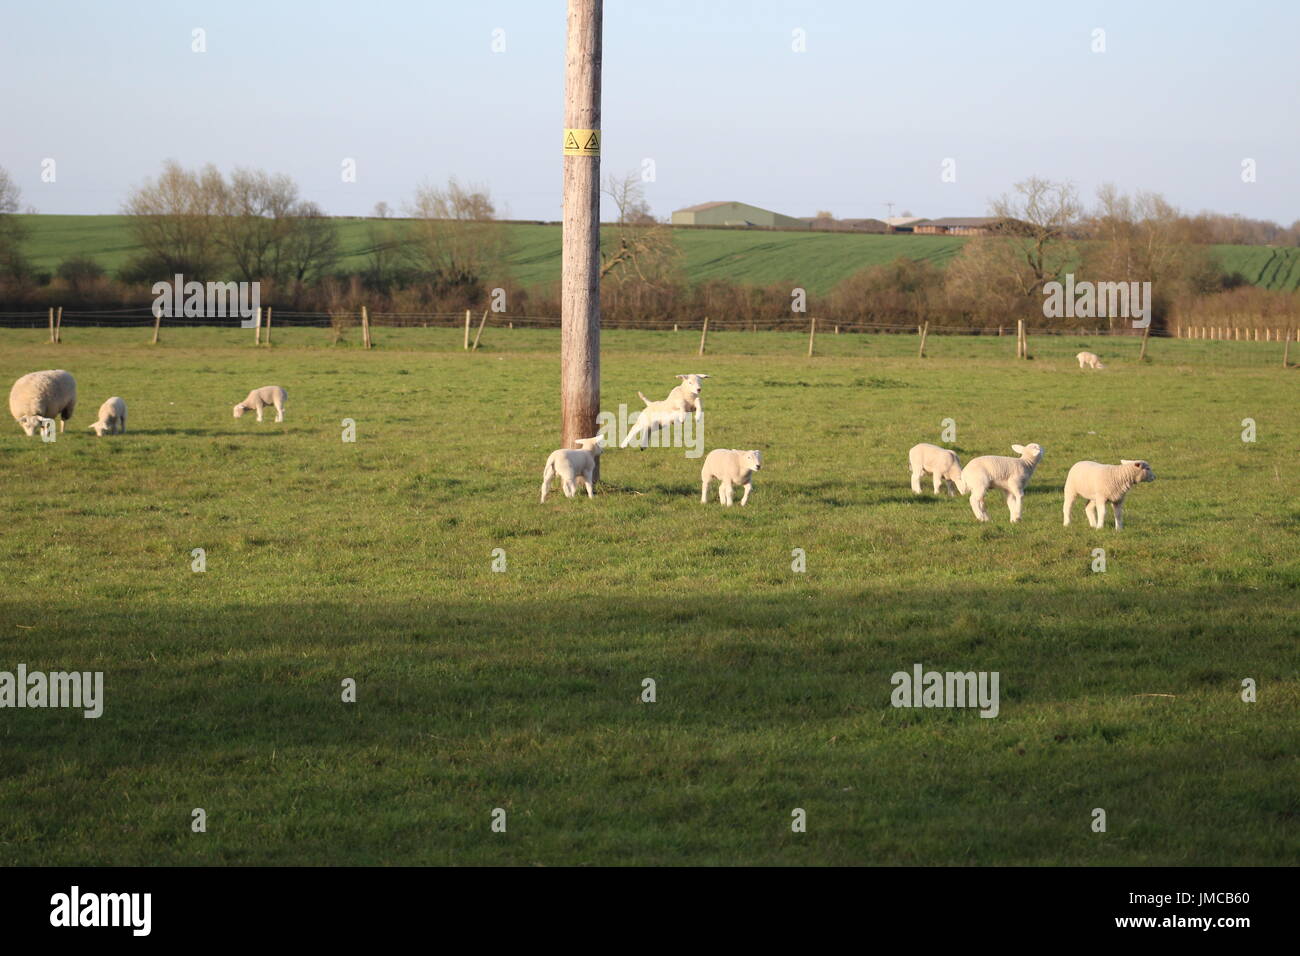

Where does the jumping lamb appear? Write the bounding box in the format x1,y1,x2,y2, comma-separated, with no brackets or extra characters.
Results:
961,443,1044,523
9,369,77,436
701,448,763,507
540,436,604,502
1063,459,1156,530
88,396,127,436
908,443,965,496
1076,351,1105,370
233,386,287,423
621,374,708,449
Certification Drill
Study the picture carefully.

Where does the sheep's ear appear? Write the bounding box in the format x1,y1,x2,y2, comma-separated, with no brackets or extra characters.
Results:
1011,444,1025,454
676,375,687,380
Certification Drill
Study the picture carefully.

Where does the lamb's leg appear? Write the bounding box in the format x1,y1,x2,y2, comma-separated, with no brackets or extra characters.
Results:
562,478,576,498
1112,500,1124,530
621,421,641,448
255,406,264,422
1084,500,1099,528
932,472,943,495
583,471,595,499
274,402,284,422
1006,490,1023,523
740,481,752,506
721,480,734,506
701,476,711,503
1063,489,1076,526
969,489,989,522
910,467,923,494
540,462,554,502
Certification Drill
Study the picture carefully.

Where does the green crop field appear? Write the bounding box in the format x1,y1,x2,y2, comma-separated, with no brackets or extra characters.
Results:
15,215,1300,294
1,327,1296,865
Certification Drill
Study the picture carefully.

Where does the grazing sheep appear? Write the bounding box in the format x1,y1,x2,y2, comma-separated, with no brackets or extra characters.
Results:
88,396,127,436
961,443,1044,523
621,374,708,448
1076,351,1105,370
10,369,77,436
1063,459,1155,530
540,436,604,502
701,448,763,506
909,443,965,496
233,386,287,423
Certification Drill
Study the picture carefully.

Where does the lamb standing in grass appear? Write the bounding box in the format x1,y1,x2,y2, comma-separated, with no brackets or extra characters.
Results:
233,386,287,423
88,396,127,436
701,448,763,506
540,436,604,502
621,374,708,449
9,369,77,436
1076,351,1105,370
908,443,965,496
960,443,1044,523
1063,459,1155,530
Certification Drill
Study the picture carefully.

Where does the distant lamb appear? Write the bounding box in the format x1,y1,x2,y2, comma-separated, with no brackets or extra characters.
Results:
88,396,127,436
10,369,77,436
233,386,287,423
621,374,708,449
1076,351,1105,370
961,443,1044,523
701,448,763,506
540,436,604,502
909,443,965,496
1063,459,1156,530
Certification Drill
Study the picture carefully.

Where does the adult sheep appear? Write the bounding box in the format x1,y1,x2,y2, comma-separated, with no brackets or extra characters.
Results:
10,370,77,436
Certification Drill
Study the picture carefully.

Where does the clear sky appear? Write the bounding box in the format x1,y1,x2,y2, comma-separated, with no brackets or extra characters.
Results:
3,0,1297,223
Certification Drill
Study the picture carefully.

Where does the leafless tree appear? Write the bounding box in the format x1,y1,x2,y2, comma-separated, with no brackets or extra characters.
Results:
990,177,1082,298
0,164,31,281
403,178,506,294
122,160,225,276
600,171,679,285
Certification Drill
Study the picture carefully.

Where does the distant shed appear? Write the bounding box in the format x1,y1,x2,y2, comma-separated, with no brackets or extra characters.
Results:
671,201,807,228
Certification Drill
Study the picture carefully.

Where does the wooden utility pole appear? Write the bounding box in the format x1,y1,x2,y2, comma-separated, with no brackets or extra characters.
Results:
561,0,603,456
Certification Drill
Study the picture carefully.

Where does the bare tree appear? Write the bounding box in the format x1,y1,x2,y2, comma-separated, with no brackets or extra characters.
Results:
0,165,31,281
600,171,678,284
213,168,301,281
282,201,341,285
403,178,506,295
122,160,225,276
990,177,1082,298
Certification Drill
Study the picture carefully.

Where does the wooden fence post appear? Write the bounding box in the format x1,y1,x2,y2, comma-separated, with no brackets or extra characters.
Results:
361,306,372,349
807,316,816,357
918,321,929,358
48,308,55,343
1284,329,1292,368
464,310,471,349
265,307,272,346
1138,322,1151,362
471,309,489,350
1015,320,1023,358
151,305,162,345
254,307,262,345
55,307,63,343
697,316,709,356
1021,322,1030,360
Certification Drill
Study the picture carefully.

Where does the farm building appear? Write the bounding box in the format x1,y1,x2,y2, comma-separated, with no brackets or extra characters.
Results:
671,201,808,228
912,217,1010,236
804,216,890,233
883,216,928,233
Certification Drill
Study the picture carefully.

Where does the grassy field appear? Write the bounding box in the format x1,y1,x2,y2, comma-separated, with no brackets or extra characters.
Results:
1,327,1297,865
18,214,1300,294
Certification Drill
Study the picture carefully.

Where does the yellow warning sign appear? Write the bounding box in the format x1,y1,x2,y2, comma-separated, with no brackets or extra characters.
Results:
563,128,600,156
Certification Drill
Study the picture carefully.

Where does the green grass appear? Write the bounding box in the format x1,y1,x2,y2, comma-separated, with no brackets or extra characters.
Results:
19,214,1300,294
1,327,1297,865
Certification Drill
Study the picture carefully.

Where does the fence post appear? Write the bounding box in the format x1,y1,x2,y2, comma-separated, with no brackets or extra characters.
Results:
254,307,262,345
1015,320,1023,358
48,308,55,343
918,321,929,358
265,307,273,346
698,316,709,356
1284,329,1292,368
464,309,471,349
1138,322,1151,362
807,316,816,357
471,309,489,350
55,307,63,343
151,305,162,345
361,306,372,349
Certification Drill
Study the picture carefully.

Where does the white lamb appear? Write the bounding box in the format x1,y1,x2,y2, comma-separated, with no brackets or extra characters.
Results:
10,369,77,436
88,396,127,436
1063,459,1156,530
908,443,965,496
961,443,1044,523
233,385,287,422
700,448,763,506
1076,351,1105,370
621,374,708,448
540,436,604,502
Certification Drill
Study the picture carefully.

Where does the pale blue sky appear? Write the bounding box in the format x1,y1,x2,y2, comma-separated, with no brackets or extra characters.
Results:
3,0,1297,223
